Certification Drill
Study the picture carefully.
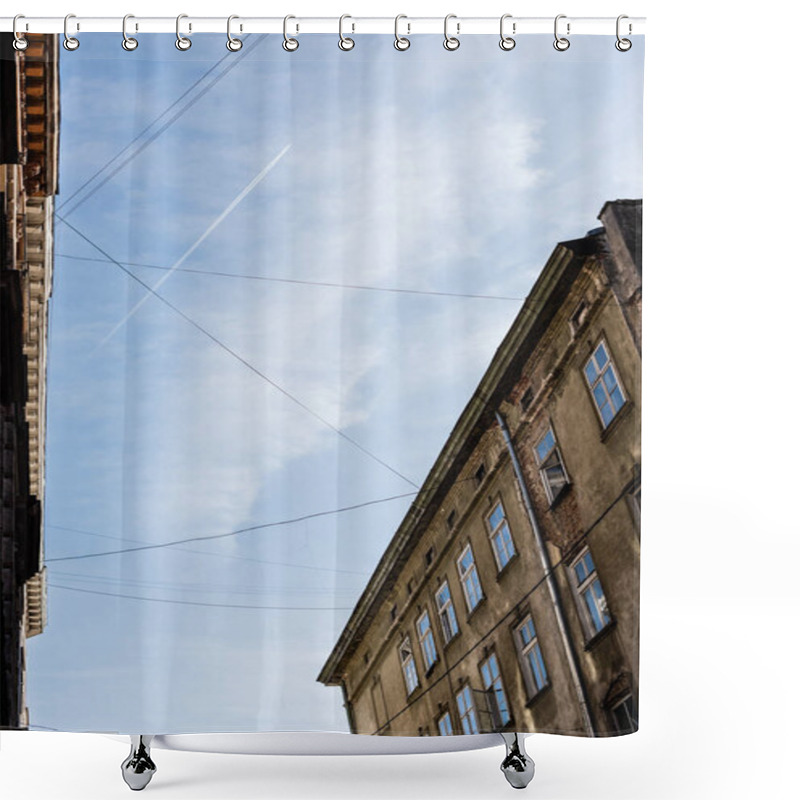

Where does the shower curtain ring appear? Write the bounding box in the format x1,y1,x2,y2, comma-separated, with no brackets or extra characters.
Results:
176,14,192,50
12,15,28,51
615,15,632,51
338,15,355,51
283,15,299,51
226,15,243,51
443,14,460,51
122,14,138,50
553,14,570,51
63,14,80,50
499,14,516,51
394,15,410,51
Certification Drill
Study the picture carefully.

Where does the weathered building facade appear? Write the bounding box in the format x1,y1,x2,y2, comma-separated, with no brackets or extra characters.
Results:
1,33,58,729
319,200,641,738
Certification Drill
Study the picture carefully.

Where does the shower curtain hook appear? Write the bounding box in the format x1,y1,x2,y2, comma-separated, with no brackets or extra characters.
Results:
226,15,243,51
122,14,138,50
282,15,299,51
553,14,570,51
338,14,355,51
443,14,460,51
12,15,28,51
499,14,516,51
394,15,410,51
176,14,192,50
615,15,632,51
63,14,80,50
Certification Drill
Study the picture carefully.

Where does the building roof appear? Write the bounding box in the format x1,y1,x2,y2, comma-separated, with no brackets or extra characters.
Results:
317,209,630,686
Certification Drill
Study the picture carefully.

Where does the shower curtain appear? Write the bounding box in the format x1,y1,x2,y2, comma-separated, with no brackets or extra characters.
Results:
2,27,643,738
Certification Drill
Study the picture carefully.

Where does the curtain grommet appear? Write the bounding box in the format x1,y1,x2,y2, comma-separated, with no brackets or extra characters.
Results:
554,14,571,51
394,15,410,51
226,15,243,52
443,14,460,51
12,15,28,51
63,14,80,51
175,13,192,51
499,14,516,51
121,14,138,50
338,14,355,51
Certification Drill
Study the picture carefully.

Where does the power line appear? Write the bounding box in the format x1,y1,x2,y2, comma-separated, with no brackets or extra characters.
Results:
45,523,372,576
44,491,419,563
46,570,360,595
55,214,419,489
58,33,268,219
48,583,353,611
55,252,525,302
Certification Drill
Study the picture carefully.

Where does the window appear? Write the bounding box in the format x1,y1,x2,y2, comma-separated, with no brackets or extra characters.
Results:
424,547,435,568
475,463,486,485
520,387,534,411
515,615,548,697
435,580,459,643
584,340,626,428
390,604,397,623
534,427,569,504
610,694,638,734
457,544,484,613
437,711,454,736
398,637,419,696
487,501,516,571
416,610,438,671
570,300,589,334
480,652,511,728
572,548,611,637
456,685,479,734
446,509,457,530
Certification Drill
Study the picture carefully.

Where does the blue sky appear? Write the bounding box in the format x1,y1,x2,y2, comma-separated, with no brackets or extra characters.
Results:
27,32,643,734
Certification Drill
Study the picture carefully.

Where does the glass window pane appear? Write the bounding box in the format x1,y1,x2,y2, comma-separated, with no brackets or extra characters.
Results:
610,386,624,412
585,359,598,385
489,504,504,529
602,367,618,393
595,343,608,368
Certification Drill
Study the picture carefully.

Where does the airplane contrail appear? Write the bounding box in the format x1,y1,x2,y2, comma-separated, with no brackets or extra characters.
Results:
99,143,292,346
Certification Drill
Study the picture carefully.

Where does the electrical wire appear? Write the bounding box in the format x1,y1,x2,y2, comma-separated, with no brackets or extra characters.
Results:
55,252,525,302
45,491,419,563
56,214,419,490
47,583,353,611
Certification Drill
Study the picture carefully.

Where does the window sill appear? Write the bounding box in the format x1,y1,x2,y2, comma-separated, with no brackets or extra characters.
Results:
548,483,572,510
465,596,487,623
424,662,438,680
525,682,553,709
583,618,617,652
442,630,461,651
495,551,520,582
599,401,633,443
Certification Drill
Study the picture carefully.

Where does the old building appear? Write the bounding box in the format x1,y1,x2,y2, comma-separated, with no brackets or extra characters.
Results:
318,200,641,738
1,33,58,729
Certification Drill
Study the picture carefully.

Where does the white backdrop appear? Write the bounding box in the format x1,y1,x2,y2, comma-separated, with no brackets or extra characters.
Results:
2,1,797,798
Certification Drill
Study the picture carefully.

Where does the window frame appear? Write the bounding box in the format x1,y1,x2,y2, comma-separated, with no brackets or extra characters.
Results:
456,684,479,735
610,694,638,733
583,338,627,429
457,543,484,614
485,499,516,572
416,608,438,672
514,614,549,699
533,425,570,505
398,636,420,696
570,547,612,639
435,579,459,644
479,651,511,729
